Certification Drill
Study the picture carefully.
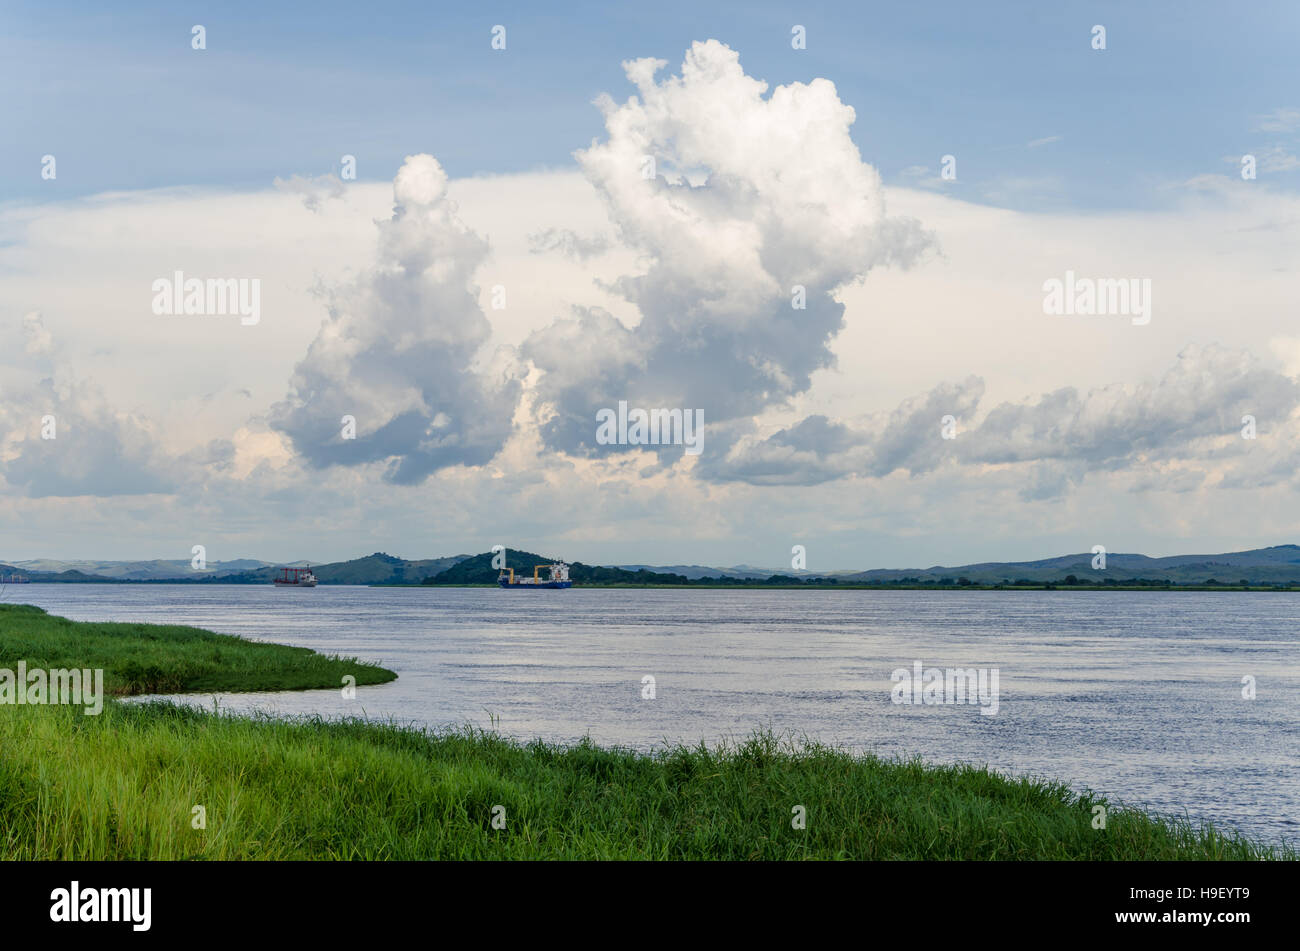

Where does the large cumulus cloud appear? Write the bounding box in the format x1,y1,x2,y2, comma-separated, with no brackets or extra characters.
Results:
270,155,520,484
523,40,932,456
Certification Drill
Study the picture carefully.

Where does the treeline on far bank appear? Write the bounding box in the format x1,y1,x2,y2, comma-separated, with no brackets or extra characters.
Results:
419,551,1296,589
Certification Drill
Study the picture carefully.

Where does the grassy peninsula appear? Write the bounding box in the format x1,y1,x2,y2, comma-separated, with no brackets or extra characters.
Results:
0,603,396,694
0,604,1289,860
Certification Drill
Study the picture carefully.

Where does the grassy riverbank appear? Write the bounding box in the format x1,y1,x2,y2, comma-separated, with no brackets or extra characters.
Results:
2,702,1287,860
0,604,1289,860
0,603,395,694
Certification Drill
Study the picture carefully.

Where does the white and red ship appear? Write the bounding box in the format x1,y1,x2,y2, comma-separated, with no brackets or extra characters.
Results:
272,567,318,587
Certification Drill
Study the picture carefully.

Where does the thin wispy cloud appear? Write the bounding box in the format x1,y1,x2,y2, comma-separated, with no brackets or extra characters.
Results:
1254,107,1300,133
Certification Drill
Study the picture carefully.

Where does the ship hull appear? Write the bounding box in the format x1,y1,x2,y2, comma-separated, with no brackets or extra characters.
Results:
497,581,572,589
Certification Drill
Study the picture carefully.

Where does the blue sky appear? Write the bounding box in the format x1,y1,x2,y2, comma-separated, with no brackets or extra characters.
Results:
5,0,1298,209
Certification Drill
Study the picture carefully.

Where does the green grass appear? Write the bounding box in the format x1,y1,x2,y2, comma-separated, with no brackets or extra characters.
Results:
0,603,395,694
0,602,1290,860
0,702,1288,860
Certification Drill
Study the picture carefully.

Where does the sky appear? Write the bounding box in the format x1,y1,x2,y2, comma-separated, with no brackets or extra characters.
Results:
2,1,1299,569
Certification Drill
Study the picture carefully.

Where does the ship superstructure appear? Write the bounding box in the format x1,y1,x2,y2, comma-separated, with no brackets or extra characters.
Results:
498,562,572,589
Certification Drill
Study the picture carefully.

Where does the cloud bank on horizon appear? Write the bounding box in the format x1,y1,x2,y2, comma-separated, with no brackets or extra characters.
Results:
3,37,1300,566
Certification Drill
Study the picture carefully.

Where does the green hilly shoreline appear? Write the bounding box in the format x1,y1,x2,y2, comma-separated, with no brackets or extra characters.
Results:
10,543,1300,587
419,546,1300,588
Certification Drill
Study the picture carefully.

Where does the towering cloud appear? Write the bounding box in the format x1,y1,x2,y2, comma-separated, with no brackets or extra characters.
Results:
524,40,932,456
270,155,520,484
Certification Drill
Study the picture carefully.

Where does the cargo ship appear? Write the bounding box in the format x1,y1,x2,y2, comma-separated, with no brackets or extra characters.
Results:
498,562,572,589
273,567,318,587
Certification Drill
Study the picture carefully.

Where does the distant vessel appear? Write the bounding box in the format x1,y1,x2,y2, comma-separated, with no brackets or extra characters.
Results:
273,567,318,587
498,563,572,589
0,574,29,584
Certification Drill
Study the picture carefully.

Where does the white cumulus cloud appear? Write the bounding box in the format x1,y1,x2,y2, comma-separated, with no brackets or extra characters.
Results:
524,40,933,457
269,154,520,484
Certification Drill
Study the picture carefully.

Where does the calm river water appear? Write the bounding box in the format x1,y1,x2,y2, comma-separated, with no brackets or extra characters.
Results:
11,584,1298,845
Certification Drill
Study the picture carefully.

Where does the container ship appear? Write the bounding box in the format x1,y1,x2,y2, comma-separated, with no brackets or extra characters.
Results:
273,567,318,587
498,562,572,589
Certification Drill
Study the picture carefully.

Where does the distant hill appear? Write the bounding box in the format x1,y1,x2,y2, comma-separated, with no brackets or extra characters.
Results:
0,553,472,585
423,550,696,586
9,545,1300,587
424,549,552,585
837,544,1300,585
213,552,472,585
427,544,1300,586
424,550,801,586
0,563,110,583
8,558,276,581
316,552,470,585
